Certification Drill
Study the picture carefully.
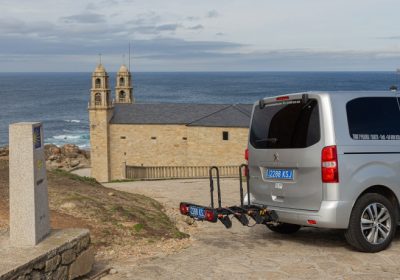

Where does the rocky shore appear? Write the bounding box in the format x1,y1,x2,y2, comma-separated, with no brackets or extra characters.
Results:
0,144,90,171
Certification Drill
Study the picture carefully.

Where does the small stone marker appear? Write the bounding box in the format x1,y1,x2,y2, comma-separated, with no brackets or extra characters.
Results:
9,122,50,246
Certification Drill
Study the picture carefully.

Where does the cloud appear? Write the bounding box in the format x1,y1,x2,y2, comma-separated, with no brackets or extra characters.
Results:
186,16,200,21
377,36,400,40
2,46,400,72
156,23,182,31
61,13,107,24
126,11,161,26
216,32,225,36
188,24,204,30
206,10,219,18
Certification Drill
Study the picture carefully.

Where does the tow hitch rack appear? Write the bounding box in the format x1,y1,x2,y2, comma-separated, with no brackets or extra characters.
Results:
179,164,278,228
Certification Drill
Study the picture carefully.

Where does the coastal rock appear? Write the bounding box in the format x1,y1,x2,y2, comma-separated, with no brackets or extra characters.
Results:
70,159,80,168
0,146,9,157
44,144,90,171
1,144,90,171
62,144,80,158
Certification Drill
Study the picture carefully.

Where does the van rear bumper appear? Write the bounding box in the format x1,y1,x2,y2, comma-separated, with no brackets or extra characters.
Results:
266,201,353,229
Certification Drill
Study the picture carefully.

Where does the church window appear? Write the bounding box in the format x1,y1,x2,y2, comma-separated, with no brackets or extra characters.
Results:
95,78,101,88
222,131,229,141
119,91,126,102
119,77,125,86
95,93,102,105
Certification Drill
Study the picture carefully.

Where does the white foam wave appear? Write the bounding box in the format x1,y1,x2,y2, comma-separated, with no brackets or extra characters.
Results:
53,135,81,140
65,120,81,123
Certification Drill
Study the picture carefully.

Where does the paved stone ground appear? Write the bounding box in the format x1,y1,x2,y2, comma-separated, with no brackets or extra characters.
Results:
102,179,400,280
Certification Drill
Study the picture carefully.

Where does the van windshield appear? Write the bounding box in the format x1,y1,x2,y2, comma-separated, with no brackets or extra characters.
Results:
250,99,320,149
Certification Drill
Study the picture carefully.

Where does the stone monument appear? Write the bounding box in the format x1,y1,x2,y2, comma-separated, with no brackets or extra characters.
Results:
9,122,50,246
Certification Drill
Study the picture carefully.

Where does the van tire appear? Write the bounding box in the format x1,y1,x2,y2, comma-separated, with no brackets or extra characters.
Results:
344,193,397,253
266,223,301,234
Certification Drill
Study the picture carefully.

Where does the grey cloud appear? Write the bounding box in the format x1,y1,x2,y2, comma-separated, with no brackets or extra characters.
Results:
0,34,244,57
207,10,219,18
127,11,161,26
85,3,98,10
61,13,106,24
377,36,400,40
2,46,400,72
129,24,181,35
156,24,182,31
216,32,225,36
188,24,204,30
0,18,57,39
186,16,200,21
136,48,400,71
100,0,134,4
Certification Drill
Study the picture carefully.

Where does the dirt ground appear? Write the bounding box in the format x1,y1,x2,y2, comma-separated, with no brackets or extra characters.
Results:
0,159,187,264
103,178,400,280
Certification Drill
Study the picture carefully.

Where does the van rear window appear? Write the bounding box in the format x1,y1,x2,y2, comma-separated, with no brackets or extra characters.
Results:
347,97,400,140
250,99,320,149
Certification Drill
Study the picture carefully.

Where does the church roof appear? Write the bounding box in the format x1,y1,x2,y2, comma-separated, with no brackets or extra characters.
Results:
110,103,253,128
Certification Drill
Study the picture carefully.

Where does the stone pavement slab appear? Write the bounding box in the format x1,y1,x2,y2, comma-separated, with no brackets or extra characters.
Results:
104,179,400,280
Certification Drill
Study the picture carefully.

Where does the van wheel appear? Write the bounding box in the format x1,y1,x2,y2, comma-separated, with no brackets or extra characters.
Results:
266,223,301,234
344,193,397,252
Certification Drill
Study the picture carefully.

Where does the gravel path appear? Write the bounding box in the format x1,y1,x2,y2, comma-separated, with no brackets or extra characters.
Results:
102,179,400,280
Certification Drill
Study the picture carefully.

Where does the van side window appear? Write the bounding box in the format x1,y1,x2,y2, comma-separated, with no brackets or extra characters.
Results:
250,99,320,149
346,97,400,140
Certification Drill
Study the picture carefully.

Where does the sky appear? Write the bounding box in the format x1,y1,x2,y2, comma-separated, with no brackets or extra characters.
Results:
2,0,400,72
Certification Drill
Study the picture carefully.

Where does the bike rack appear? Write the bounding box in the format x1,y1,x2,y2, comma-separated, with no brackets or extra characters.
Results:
179,165,278,229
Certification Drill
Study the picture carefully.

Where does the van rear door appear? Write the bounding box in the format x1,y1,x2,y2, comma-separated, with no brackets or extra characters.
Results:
248,95,324,211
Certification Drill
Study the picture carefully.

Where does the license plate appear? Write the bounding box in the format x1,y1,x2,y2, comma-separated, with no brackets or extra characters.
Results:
266,169,294,180
189,206,206,219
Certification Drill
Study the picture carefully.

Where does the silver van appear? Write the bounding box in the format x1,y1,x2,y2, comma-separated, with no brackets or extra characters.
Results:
247,91,400,252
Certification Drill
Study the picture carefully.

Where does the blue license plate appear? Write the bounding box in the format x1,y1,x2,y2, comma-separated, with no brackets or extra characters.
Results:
266,169,294,180
189,206,206,219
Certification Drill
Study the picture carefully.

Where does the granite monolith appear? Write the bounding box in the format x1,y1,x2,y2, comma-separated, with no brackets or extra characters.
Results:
9,122,50,246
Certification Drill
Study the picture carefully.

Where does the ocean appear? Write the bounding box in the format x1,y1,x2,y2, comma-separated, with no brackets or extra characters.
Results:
0,71,398,148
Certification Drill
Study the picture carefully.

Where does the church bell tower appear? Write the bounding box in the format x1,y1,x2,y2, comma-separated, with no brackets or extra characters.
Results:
88,63,113,182
115,64,134,104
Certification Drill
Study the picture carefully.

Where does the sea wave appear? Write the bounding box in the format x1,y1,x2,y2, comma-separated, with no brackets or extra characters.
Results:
45,133,90,149
64,120,81,123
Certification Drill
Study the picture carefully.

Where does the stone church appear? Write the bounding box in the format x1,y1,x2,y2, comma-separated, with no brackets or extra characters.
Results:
89,64,251,182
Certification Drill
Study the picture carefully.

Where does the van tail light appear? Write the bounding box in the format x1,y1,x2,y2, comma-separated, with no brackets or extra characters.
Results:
244,148,249,176
321,145,339,183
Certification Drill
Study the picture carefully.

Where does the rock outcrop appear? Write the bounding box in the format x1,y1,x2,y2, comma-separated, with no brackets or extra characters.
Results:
45,144,90,171
0,144,90,171
0,146,8,157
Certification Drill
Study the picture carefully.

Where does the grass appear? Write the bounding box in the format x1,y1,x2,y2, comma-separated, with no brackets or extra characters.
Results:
110,179,137,183
34,165,190,248
51,169,98,185
134,223,144,232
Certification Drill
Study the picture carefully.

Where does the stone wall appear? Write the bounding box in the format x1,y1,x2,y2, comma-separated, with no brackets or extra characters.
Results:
0,229,94,280
108,124,248,180
89,108,113,182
